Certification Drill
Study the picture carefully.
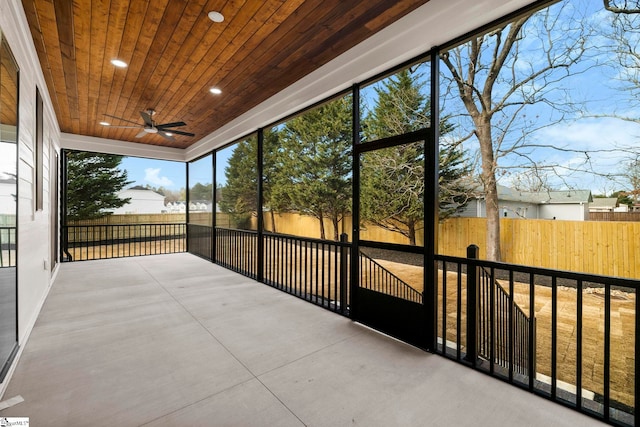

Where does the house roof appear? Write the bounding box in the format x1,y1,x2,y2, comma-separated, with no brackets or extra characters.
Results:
495,185,592,205
119,187,165,200
589,197,618,208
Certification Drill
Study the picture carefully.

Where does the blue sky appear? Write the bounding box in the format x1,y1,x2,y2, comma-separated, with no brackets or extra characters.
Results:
438,0,640,195
120,156,185,190
119,149,233,191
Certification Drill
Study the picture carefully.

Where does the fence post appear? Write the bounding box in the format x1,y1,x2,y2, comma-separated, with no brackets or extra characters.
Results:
466,244,479,366
339,233,348,314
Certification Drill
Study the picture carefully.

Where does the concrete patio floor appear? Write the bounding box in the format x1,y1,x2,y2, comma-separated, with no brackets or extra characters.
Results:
0,253,604,426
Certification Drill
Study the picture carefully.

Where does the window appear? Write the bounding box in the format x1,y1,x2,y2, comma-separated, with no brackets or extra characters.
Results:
263,95,352,240
35,87,43,211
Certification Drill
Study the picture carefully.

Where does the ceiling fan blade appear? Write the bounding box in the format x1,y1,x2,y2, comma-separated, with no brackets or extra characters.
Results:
158,131,176,142
139,110,154,126
167,129,195,137
105,125,141,129
135,130,147,138
103,114,140,125
157,121,187,128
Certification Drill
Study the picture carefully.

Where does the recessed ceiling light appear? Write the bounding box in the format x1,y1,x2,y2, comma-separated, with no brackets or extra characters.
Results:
209,87,222,95
111,59,127,68
208,11,224,23
99,121,110,126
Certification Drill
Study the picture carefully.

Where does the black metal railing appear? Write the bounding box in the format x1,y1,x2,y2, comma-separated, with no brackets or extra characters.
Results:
0,226,16,267
478,265,533,376
188,224,213,261
62,223,186,261
436,246,640,427
263,232,350,315
215,227,258,279
359,250,422,303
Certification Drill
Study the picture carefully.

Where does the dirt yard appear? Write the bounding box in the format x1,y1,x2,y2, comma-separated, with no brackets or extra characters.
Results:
376,259,636,409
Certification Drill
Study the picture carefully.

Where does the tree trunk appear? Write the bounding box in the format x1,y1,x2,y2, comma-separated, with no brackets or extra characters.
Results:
270,210,277,233
477,120,501,261
319,214,326,240
408,219,416,246
332,215,340,241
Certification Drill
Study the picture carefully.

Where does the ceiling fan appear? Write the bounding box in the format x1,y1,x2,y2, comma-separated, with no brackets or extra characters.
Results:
102,109,195,141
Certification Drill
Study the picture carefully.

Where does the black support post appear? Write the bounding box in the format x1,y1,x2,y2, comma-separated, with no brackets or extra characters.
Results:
425,47,441,351
339,233,348,314
350,83,360,320
466,244,479,366
257,129,265,283
211,151,216,262
185,162,190,253
60,149,71,262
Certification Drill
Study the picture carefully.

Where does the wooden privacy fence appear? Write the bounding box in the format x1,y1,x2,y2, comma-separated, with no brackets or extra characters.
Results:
438,218,640,279
588,212,640,221
68,212,225,227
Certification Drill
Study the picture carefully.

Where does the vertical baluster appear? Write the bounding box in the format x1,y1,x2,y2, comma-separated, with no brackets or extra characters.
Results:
604,282,611,421
509,270,514,382
322,242,326,306
456,262,462,360
529,273,535,391
551,276,557,400
442,261,447,355
490,267,495,374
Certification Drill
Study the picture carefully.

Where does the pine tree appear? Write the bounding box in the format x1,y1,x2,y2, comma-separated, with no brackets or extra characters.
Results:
190,182,214,201
219,136,258,229
274,97,352,240
66,151,131,221
361,69,471,245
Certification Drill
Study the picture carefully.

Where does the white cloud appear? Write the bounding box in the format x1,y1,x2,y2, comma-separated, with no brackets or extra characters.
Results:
144,168,173,187
536,117,640,151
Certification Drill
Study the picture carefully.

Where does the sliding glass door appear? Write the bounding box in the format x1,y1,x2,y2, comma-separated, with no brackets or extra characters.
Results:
0,33,19,382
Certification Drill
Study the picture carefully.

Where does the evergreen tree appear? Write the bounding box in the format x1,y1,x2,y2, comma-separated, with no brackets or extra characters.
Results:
262,129,285,232
361,69,471,245
439,144,473,219
219,136,258,229
274,97,352,240
189,182,213,201
66,151,131,221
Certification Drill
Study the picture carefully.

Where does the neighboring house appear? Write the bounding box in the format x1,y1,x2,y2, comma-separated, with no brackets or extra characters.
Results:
165,201,186,213
457,185,592,221
589,198,618,213
112,186,166,214
165,200,213,213
189,201,213,212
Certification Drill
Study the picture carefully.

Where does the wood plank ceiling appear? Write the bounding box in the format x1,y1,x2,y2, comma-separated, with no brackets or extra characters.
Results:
21,0,430,149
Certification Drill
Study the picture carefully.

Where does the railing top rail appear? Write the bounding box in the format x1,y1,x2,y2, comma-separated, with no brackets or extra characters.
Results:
360,250,422,299
436,253,640,288
64,223,186,228
214,226,258,234
262,230,351,247
0,226,16,230
359,239,424,254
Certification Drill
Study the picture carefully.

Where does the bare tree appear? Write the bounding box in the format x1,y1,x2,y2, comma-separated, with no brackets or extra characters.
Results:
604,0,640,14
511,166,554,193
439,3,594,260
623,154,640,204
